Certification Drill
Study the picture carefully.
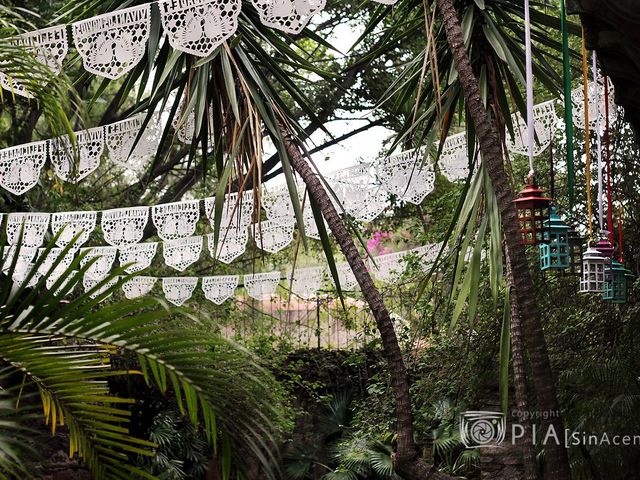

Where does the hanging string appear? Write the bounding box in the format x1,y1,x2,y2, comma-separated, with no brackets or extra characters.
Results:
611,147,624,262
581,29,594,240
549,128,555,200
604,78,614,241
524,0,535,178
560,0,575,210
592,53,604,231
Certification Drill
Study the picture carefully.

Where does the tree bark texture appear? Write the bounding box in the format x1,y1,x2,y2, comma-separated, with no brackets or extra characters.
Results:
435,0,572,478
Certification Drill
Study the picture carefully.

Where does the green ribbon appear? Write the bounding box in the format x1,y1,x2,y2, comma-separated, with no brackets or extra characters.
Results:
560,0,575,211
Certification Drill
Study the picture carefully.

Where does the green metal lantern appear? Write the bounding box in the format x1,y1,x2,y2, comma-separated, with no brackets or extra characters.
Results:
539,207,570,270
565,225,584,276
603,260,630,303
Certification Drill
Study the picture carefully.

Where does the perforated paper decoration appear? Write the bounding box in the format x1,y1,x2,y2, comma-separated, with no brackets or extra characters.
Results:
13,265,41,288
152,200,201,240
0,141,47,195
119,242,158,273
253,220,293,253
51,211,97,249
159,0,240,57
370,251,406,283
371,0,398,4
1,246,37,275
6,213,50,247
206,227,248,264
289,266,324,299
106,114,158,170
505,100,558,157
72,4,151,80
49,127,105,183
80,246,117,280
122,276,156,299
83,274,118,300
37,247,75,276
335,262,358,291
262,183,300,226
173,109,196,143
47,269,78,295
328,164,389,222
251,0,326,34
439,132,470,181
244,271,281,300
202,275,238,304
571,76,616,131
376,149,435,205
162,277,198,306
303,206,326,240
0,26,68,98
413,242,442,269
205,191,254,230
163,236,203,271
101,206,149,247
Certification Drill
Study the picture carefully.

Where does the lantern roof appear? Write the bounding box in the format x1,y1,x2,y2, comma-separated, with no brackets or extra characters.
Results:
544,206,570,232
595,231,615,258
513,179,552,207
583,247,606,262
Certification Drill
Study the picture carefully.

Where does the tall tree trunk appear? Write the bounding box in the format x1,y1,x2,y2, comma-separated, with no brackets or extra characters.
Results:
434,1,572,479
506,246,539,480
280,125,453,480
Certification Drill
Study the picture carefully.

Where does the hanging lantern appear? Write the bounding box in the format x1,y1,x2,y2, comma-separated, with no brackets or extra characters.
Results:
539,207,570,270
602,260,630,303
580,247,606,293
594,230,615,259
565,225,584,276
513,178,552,245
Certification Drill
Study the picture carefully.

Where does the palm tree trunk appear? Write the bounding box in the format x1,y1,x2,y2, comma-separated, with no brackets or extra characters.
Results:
434,1,571,479
280,125,453,480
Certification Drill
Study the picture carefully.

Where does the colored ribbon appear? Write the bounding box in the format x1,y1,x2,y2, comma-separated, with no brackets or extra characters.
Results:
560,0,575,210
604,78,614,242
524,0,535,178
581,29,593,240
592,53,604,231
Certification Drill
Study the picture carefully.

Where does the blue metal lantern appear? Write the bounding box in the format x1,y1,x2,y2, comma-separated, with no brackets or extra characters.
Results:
603,260,630,303
539,207,570,270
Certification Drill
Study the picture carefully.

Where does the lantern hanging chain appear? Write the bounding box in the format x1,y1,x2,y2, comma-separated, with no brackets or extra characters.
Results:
524,0,535,178
604,77,614,240
592,53,604,232
581,29,594,241
560,0,575,211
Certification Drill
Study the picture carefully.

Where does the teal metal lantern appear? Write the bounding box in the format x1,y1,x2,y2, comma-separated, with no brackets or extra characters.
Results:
603,260,630,303
539,207,570,270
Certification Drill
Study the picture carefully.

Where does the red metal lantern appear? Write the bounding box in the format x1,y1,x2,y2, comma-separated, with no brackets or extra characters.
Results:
594,230,615,260
513,178,552,245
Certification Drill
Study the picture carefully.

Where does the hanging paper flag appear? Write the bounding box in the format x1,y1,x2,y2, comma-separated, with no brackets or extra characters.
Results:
1,246,38,275
206,226,248,264
162,276,198,306
122,276,157,299
0,25,68,98
289,266,324,299
505,100,558,157
101,206,149,247
37,247,75,276
370,250,407,283
202,274,238,304
118,242,158,273
159,0,240,57
262,183,299,226
163,235,203,271
251,0,326,34
0,141,47,195
328,164,388,222
83,274,118,300
571,75,616,131
376,149,436,205
335,262,358,291
47,269,78,295
412,242,442,270
302,206,326,240
172,108,196,143
253,220,293,253
50,211,97,249
205,191,254,230
72,4,151,80
371,0,399,5
12,264,41,288
244,271,281,300
80,246,118,280
151,200,201,240
49,127,105,183
438,132,470,182
6,213,50,248
105,114,158,170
